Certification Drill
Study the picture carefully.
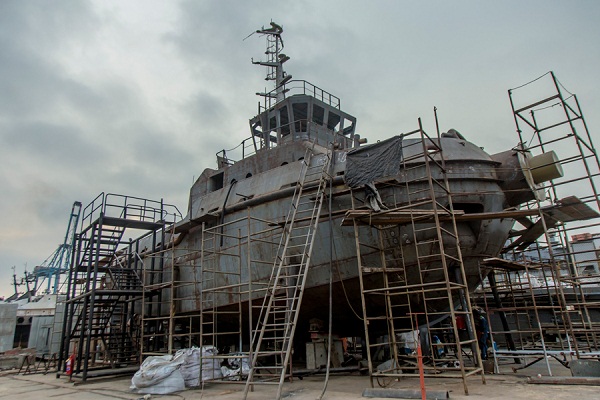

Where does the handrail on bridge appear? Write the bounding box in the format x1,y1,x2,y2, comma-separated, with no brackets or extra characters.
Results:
260,80,341,111
80,193,182,230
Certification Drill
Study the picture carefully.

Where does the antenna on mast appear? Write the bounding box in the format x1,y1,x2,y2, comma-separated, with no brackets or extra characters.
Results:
252,21,291,103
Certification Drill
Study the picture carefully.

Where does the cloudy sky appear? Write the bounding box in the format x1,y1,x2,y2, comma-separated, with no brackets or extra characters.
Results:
1,0,599,298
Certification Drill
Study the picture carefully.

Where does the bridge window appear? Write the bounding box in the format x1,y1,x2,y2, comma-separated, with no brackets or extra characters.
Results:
252,120,263,136
342,118,355,135
293,103,308,132
327,112,341,131
209,172,224,192
280,106,290,136
313,105,325,125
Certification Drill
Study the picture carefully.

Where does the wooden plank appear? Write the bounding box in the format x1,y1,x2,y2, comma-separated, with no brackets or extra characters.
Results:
481,257,542,271
342,208,542,226
362,267,404,273
528,376,600,386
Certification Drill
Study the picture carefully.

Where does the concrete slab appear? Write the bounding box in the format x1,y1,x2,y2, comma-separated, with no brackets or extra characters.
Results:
570,359,600,377
0,359,598,400
0,303,18,352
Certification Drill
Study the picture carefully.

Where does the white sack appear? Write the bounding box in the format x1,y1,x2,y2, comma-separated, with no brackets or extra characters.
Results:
130,354,186,394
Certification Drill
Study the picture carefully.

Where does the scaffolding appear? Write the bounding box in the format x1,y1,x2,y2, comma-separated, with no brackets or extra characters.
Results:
139,219,197,358
347,120,485,395
138,217,250,386
477,72,600,374
57,193,181,381
477,257,571,375
56,71,600,391
136,206,292,386
132,147,330,399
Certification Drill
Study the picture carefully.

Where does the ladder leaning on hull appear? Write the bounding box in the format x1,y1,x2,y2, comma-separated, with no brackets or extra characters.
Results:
243,146,332,400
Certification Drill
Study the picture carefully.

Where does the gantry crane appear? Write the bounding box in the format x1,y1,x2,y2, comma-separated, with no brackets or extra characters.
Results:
27,201,82,295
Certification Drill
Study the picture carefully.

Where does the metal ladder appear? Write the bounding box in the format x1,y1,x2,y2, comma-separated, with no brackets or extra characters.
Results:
69,219,127,377
243,147,331,400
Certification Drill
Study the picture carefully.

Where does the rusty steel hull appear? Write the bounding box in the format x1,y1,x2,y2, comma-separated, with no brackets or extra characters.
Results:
165,137,515,333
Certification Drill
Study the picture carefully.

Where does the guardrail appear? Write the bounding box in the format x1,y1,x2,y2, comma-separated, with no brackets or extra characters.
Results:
259,80,341,111
217,120,355,165
81,192,182,229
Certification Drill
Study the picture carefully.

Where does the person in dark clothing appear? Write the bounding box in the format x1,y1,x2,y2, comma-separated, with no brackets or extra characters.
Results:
473,308,490,360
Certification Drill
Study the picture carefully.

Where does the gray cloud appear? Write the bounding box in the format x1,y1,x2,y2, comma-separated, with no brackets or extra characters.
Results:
0,1,100,115
1,0,600,298
1,122,101,165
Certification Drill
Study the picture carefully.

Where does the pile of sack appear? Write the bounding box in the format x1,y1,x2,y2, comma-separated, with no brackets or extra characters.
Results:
130,352,186,395
130,346,224,394
220,353,250,380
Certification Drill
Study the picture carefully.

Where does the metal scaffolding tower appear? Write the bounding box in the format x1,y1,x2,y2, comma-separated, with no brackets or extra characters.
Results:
477,257,566,375
139,217,250,383
57,193,180,381
137,207,285,386
347,121,484,395
475,72,600,374
509,72,600,353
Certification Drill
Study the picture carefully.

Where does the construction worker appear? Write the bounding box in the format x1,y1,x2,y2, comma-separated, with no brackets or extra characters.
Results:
473,307,490,360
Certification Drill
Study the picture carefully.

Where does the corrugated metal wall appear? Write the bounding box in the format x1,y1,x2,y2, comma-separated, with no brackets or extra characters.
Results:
0,304,18,352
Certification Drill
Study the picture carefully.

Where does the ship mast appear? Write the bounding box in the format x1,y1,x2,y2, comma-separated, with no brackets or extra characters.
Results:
252,22,291,104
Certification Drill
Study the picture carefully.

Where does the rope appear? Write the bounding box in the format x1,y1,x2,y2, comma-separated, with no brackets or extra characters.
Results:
556,77,575,97
333,247,364,321
318,153,334,400
509,71,551,91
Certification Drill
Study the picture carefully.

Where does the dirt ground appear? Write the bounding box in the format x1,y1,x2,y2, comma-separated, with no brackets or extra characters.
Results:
0,359,598,400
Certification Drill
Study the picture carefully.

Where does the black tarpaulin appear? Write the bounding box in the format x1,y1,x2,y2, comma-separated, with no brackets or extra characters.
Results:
344,135,403,188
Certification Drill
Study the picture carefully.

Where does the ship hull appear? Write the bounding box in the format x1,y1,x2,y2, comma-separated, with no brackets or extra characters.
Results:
164,137,515,337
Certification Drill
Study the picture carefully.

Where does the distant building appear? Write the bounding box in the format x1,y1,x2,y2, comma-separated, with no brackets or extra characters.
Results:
500,231,600,286
570,232,600,277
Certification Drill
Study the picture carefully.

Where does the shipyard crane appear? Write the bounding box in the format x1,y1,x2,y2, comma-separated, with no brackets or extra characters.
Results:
27,201,82,295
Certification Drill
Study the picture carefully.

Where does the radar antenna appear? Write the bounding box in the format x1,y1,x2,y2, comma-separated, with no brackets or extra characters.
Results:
252,21,291,103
